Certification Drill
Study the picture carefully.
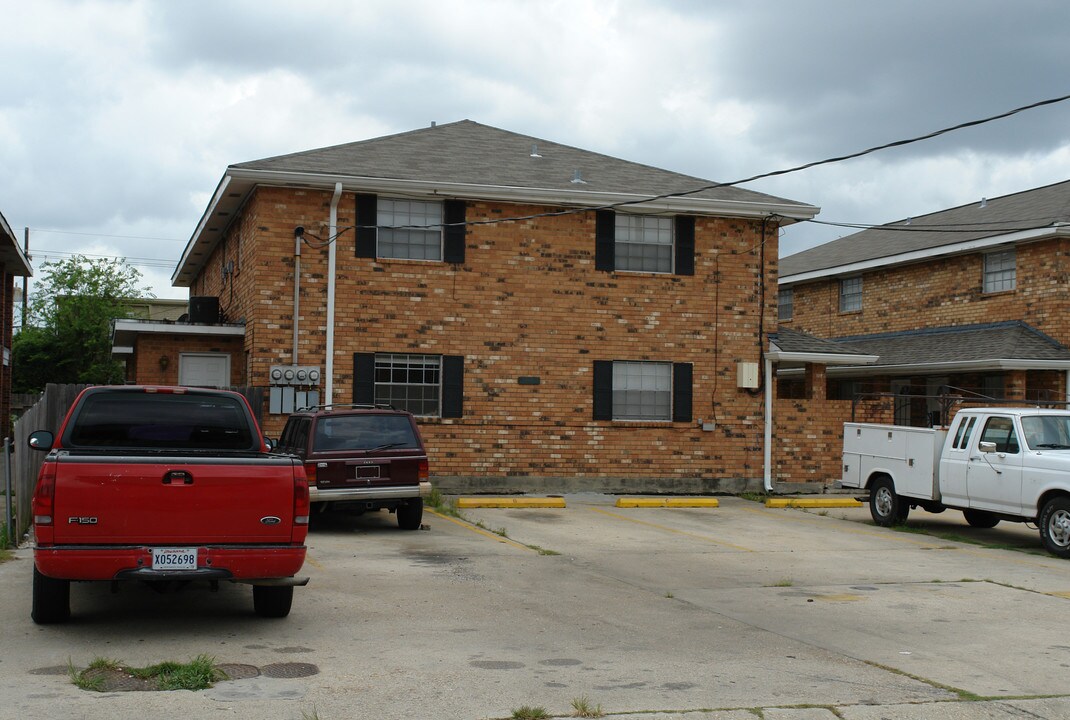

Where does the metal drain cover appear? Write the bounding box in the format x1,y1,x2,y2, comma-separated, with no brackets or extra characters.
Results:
215,664,260,681
260,662,319,679
81,668,156,692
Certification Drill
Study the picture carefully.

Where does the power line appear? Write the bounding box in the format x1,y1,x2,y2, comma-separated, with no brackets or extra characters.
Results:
30,228,185,242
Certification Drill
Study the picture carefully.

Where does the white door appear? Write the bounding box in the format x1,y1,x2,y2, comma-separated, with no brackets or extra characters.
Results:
178,353,230,388
966,415,1024,513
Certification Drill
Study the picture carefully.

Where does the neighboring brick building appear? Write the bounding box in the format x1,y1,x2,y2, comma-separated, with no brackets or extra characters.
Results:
775,180,1070,483
0,211,33,436
170,120,819,492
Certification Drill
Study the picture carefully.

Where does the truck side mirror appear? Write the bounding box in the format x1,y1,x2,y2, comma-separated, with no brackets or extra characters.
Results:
28,431,54,451
263,437,275,452
978,441,997,454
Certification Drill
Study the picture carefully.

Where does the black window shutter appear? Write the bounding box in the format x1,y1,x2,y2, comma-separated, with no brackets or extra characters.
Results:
443,200,466,264
355,194,377,258
593,360,613,420
442,355,464,418
672,362,693,422
595,210,615,272
353,353,375,404
675,216,695,276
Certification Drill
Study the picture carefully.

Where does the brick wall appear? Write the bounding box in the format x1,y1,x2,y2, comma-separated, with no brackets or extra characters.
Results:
774,395,850,484
785,238,1070,340
132,335,246,386
191,187,781,490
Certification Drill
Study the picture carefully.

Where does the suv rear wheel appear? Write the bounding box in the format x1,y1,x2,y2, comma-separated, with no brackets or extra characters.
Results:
397,498,423,530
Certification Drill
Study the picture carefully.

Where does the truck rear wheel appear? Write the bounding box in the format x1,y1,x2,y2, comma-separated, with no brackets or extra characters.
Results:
253,585,294,618
1039,497,1070,558
31,566,70,624
963,509,1000,529
397,498,423,530
869,476,908,527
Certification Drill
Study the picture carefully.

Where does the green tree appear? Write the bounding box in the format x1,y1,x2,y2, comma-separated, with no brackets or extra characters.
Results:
13,256,153,392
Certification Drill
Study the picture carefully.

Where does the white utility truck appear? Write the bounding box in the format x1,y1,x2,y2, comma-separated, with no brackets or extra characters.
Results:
840,407,1070,558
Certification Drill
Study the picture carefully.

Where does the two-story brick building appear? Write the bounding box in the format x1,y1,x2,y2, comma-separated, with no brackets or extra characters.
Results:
156,120,819,492
775,180,1070,482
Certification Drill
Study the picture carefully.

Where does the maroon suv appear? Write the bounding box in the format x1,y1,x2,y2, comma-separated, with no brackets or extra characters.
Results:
276,404,430,529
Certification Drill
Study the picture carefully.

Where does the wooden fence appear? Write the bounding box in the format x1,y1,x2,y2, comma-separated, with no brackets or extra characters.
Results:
7,384,265,546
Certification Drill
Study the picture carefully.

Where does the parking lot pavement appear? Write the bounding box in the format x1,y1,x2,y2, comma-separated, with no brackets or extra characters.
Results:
1,495,1069,719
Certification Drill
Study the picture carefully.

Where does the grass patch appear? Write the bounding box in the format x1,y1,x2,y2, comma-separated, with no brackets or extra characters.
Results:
71,655,224,692
665,591,675,599
738,492,770,504
531,545,561,556
511,706,550,720
426,488,459,517
571,695,604,717
302,709,321,720
770,578,794,587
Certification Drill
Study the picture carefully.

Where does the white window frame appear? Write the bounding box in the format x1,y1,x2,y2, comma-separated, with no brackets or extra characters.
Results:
612,361,672,421
377,198,444,261
839,276,862,313
778,287,793,321
615,214,673,274
983,249,1016,293
374,353,442,417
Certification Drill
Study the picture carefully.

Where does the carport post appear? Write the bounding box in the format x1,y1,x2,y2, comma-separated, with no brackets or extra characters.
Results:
764,354,774,493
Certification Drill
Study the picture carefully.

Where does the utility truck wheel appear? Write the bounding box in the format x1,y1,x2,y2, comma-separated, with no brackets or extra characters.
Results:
963,509,1000,529
253,585,294,618
31,566,71,624
1039,497,1070,558
869,476,908,527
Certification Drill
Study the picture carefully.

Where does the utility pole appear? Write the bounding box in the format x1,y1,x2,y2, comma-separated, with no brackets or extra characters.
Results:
21,227,28,329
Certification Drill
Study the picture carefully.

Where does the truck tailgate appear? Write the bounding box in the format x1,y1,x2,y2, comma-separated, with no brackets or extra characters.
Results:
50,454,298,545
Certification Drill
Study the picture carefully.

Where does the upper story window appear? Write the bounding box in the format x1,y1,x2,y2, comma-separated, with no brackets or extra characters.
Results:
615,215,673,273
595,210,695,277
983,249,1016,293
355,194,467,263
778,287,793,321
839,276,862,313
378,199,443,261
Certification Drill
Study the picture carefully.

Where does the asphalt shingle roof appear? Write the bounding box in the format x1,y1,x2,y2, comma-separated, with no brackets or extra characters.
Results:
780,180,1070,277
770,327,873,357
234,120,811,209
835,321,1070,367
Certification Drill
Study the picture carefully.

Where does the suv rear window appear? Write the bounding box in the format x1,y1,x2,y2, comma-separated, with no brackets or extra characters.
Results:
67,392,256,450
313,415,419,452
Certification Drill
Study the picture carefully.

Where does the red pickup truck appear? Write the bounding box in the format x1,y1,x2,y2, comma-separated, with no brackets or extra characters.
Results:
29,386,310,623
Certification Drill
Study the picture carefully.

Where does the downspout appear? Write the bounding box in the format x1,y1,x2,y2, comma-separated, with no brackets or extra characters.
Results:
293,228,302,365
325,182,343,406
764,353,774,492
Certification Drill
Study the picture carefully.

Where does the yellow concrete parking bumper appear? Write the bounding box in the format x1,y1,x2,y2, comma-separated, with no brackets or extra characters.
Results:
765,497,863,508
455,497,567,508
615,497,720,508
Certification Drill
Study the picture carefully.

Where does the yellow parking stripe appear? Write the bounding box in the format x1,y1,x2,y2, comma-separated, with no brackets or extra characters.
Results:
456,497,566,508
589,507,753,552
425,508,536,552
616,497,720,508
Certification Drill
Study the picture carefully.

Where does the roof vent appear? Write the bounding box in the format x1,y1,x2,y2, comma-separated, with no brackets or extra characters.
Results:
530,144,542,158
904,217,912,225
571,169,587,184
430,121,437,128
980,197,987,208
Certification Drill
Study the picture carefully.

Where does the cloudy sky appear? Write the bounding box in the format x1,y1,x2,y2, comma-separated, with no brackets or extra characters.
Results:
2,0,1068,304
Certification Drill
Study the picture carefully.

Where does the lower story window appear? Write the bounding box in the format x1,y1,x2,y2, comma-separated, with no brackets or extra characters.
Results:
612,361,672,420
374,353,441,416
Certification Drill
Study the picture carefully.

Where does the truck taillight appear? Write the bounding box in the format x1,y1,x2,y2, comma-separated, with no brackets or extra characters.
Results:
293,466,310,526
303,462,317,486
32,464,57,525
418,459,429,481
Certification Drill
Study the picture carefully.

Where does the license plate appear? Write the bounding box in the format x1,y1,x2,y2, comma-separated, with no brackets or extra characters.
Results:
151,547,198,571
